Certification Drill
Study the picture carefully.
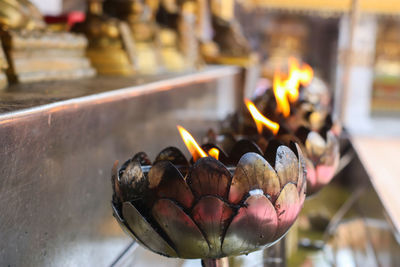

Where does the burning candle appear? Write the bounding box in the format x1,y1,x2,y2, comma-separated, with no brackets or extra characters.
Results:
177,125,219,162
243,97,339,196
286,57,314,103
273,71,291,118
272,58,314,118
207,148,220,160
177,125,208,161
245,99,280,135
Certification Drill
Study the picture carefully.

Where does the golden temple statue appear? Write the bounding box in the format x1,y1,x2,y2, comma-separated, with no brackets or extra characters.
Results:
142,0,197,71
159,28,185,71
178,0,202,69
156,0,254,69
0,0,46,31
0,0,96,83
104,0,172,74
205,0,256,66
101,0,255,71
73,0,136,75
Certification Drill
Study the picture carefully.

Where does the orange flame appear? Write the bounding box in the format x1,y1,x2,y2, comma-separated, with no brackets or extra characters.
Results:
272,58,314,112
245,99,280,135
177,125,219,161
208,148,220,160
273,71,291,118
285,57,314,102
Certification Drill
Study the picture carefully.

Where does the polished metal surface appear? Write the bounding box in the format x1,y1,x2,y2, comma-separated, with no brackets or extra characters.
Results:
0,66,238,114
112,139,306,259
0,66,242,266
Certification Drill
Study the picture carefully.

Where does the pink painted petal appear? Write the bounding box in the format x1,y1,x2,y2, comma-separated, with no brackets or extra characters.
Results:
192,196,233,258
305,158,318,195
222,194,278,256
306,131,340,195
316,164,336,185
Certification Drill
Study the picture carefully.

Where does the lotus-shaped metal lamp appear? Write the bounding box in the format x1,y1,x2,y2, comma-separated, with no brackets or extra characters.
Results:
294,126,339,195
111,137,306,261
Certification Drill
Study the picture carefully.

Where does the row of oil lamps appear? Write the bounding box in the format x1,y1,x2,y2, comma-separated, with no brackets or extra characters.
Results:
111,59,340,264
